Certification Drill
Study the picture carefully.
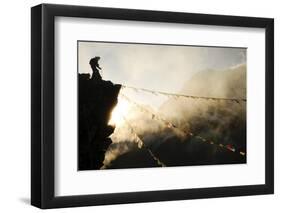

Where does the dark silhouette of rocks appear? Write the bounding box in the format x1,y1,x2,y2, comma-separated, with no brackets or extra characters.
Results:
78,69,121,170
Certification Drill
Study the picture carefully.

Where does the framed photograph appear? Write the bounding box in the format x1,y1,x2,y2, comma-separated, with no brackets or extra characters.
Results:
31,4,274,209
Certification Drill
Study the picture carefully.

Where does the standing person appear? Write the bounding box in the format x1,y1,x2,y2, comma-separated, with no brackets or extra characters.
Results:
89,56,102,81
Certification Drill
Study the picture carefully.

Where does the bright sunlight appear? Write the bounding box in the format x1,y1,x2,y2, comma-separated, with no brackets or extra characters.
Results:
108,96,130,126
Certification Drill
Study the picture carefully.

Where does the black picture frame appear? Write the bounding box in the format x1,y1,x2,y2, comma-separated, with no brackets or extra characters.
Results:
31,3,274,209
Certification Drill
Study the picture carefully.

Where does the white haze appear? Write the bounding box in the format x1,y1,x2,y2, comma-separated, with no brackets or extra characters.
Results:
103,64,246,168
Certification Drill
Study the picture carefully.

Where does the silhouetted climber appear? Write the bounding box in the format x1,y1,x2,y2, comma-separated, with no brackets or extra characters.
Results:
89,56,102,81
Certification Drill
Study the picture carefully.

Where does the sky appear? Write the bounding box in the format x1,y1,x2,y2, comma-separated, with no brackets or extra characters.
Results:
78,41,246,109
78,41,246,92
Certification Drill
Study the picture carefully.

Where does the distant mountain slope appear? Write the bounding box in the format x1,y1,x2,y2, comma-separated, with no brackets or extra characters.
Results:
180,63,246,99
158,63,246,151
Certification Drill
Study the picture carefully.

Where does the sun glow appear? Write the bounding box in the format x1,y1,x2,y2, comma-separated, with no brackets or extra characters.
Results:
108,97,130,126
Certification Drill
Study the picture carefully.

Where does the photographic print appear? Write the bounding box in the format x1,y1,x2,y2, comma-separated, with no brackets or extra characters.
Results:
78,41,247,171
31,5,274,208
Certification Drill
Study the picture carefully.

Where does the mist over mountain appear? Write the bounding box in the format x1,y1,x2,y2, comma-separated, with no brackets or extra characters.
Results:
103,64,246,169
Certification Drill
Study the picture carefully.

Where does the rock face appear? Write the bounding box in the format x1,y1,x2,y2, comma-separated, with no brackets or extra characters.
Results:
78,73,121,170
